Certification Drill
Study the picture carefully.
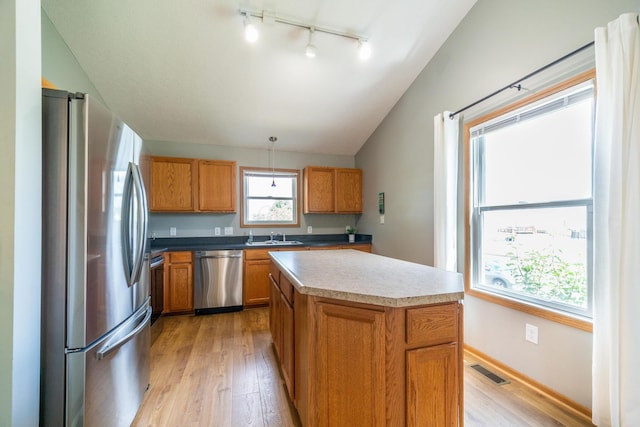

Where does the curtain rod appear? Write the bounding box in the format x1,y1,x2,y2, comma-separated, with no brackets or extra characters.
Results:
449,41,595,119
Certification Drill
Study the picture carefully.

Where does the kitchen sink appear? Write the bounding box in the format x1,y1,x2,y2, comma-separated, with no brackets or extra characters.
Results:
245,240,304,246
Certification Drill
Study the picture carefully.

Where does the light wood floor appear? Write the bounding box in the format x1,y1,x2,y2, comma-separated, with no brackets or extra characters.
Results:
132,308,593,427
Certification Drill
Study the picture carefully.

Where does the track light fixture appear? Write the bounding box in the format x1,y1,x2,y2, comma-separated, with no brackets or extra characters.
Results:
305,28,317,58
240,9,370,60
358,40,372,60
243,13,259,43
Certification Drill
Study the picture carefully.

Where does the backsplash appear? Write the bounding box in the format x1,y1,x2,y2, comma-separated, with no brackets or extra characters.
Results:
148,212,358,238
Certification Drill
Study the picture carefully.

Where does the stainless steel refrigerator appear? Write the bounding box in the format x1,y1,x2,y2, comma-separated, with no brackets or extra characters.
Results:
41,89,151,427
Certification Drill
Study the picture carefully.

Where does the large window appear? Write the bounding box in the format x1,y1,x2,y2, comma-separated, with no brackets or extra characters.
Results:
240,167,300,227
465,72,595,322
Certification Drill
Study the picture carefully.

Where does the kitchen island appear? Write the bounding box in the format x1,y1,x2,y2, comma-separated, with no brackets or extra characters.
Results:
269,249,464,427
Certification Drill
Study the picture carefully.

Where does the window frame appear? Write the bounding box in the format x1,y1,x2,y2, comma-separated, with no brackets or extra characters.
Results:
463,69,595,332
240,166,301,228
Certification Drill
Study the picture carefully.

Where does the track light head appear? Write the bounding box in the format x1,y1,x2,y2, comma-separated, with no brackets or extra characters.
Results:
358,40,372,60
305,28,317,58
243,14,259,43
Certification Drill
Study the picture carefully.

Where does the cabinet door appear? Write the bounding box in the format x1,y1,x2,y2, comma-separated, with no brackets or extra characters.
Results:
166,260,193,313
244,259,271,306
269,276,282,359
281,295,295,401
150,157,197,211
303,167,335,213
335,168,362,213
198,160,236,212
315,303,386,427
406,343,458,427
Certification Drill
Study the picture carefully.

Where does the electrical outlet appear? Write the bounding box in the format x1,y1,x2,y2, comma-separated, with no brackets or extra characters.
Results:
224,227,233,236
214,227,221,236
525,323,539,344
170,227,176,236
307,225,313,234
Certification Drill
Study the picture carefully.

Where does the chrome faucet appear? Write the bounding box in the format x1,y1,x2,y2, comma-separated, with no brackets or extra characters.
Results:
270,232,282,242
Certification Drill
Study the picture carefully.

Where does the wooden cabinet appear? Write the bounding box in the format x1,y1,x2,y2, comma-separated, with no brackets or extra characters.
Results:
244,257,271,306
150,157,197,211
269,275,282,357
303,166,362,214
281,292,295,399
269,261,462,427
315,302,386,426
163,251,193,314
407,344,458,427
198,160,236,212
335,168,362,213
269,270,295,400
150,156,236,212
303,166,335,213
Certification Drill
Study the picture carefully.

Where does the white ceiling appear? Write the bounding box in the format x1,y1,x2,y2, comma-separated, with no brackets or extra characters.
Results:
42,0,476,156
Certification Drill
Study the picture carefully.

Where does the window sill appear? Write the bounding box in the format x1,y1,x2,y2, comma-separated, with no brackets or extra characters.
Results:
465,287,593,332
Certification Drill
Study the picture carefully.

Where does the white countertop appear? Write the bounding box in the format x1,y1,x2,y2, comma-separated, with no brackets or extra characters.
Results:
269,250,464,307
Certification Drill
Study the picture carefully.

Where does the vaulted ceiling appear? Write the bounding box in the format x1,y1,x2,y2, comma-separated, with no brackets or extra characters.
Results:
42,0,476,155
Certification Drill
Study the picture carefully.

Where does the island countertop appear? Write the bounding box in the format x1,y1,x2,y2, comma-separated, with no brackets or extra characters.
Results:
269,249,463,307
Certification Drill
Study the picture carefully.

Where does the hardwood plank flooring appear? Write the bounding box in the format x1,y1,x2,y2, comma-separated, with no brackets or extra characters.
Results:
132,308,592,427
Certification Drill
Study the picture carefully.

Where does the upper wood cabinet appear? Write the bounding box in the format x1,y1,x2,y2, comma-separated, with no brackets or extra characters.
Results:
303,166,335,213
335,168,362,213
198,160,236,212
149,156,236,212
303,166,362,214
150,157,197,211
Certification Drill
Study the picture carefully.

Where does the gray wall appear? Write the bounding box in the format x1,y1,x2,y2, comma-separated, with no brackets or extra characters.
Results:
1,0,42,425
146,140,359,238
41,9,106,105
356,0,639,409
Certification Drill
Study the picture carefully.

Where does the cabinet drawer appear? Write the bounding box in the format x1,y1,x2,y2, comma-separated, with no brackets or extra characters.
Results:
244,248,273,260
406,303,458,347
279,274,294,306
167,251,192,263
270,263,280,285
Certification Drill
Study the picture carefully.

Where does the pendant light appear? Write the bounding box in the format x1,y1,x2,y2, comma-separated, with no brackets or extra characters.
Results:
269,136,277,187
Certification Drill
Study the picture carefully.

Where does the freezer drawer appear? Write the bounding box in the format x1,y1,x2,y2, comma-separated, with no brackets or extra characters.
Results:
66,303,151,427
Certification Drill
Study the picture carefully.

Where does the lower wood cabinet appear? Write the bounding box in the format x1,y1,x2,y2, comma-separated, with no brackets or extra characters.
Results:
406,343,459,427
315,302,386,427
281,293,295,400
163,251,194,314
244,257,271,306
269,261,462,427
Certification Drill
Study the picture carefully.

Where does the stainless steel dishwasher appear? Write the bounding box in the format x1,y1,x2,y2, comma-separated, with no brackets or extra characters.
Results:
194,250,243,315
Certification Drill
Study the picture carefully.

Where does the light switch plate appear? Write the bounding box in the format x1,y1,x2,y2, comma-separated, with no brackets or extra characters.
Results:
224,227,233,236
380,215,385,224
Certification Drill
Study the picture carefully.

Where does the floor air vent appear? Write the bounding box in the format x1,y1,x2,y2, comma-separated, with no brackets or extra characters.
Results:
469,364,510,385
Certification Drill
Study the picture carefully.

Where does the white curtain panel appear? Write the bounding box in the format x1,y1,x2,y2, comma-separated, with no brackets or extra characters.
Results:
593,13,640,427
433,111,459,272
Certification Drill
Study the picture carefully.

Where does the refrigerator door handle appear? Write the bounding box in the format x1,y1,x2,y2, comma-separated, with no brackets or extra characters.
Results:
96,305,151,360
121,163,136,286
130,162,148,285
